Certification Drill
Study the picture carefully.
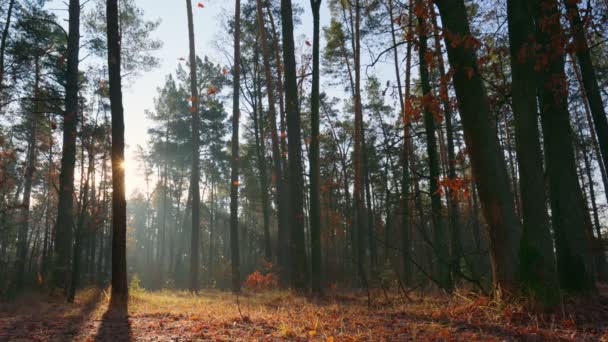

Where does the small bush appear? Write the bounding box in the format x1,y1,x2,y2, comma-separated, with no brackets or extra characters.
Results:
130,274,145,294
243,271,279,291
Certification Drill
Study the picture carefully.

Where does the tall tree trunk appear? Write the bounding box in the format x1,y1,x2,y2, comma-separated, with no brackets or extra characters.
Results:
53,0,80,296
15,57,40,291
565,0,608,198
575,116,608,281
252,70,272,262
401,0,413,286
430,7,462,281
281,0,309,290
417,1,452,291
107,0,128,306
185,0,201,293
309,0,322,294
68,145,93,303
434,0,521,295
254,0,288,275
230,0,242,293
533,0,595,293
506,0,559,305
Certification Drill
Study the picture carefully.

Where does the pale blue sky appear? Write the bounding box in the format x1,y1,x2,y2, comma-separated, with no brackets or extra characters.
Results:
45,0,334,194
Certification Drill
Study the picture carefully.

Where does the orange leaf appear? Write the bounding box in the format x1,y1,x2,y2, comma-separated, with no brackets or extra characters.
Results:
207,86,218,95
222,68,229,75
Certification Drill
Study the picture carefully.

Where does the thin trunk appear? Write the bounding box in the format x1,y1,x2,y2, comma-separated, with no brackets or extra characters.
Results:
309,0,322,294
186,0,201,293
0,0,15,92
565,0,608,200
417,2,452,290
252,66,272,261
15,57,40,290
230,0,242,293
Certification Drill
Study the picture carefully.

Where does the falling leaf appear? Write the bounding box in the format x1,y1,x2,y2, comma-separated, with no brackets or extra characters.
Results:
305,40,311,46
222,68,229,75
232,180,239,186
178,57,186,61
207,86,218,95
197,2,205,8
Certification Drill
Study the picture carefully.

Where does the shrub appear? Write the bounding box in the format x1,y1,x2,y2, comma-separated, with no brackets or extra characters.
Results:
243,271,278,291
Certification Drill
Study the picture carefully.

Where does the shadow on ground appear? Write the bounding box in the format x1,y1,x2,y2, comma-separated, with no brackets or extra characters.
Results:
95,301,132,342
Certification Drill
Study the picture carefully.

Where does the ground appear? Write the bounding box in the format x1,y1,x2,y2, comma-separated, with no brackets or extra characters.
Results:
1,287,608,341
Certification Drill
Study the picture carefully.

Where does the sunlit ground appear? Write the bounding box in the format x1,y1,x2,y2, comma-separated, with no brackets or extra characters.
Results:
1,287,608,341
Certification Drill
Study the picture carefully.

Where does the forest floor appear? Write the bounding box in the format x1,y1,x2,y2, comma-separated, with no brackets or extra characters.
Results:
1,287,608,341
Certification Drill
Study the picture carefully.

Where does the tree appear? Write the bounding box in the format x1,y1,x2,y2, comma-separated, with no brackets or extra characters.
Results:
0,0,16,91
506,0,559,305
434,0,521,295
309,0,322,294
185,0,201,293
107,0,128,307
416,0,451,291
230,0,242,293
564,0,608,207
281,0,308,290
533,0,595,293
52,0,81,296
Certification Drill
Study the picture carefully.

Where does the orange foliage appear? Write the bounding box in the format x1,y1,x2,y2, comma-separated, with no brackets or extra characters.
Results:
243,271,279,291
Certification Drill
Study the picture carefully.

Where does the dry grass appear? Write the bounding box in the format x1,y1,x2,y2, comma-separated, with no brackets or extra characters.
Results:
1,287,607,341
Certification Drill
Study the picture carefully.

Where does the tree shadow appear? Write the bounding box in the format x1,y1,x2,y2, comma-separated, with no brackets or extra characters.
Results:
2,289,102,340
95,301,132,342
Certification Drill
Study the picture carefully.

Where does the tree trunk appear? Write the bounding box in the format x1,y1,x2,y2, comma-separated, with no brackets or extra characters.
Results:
53,0,80,296
280,0,309,290
434,0,521,295
309,0,322,294
401,0,413,286
252,71,272,262
565,0,608,201
417,2,452,291
185,0,201,293
15,57,40,291
230,0,242,293
107,0,128,306
533,0,595,294
506,0,559,305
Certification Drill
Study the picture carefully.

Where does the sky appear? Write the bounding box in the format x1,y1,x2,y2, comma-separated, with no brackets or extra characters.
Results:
45,0,332,195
